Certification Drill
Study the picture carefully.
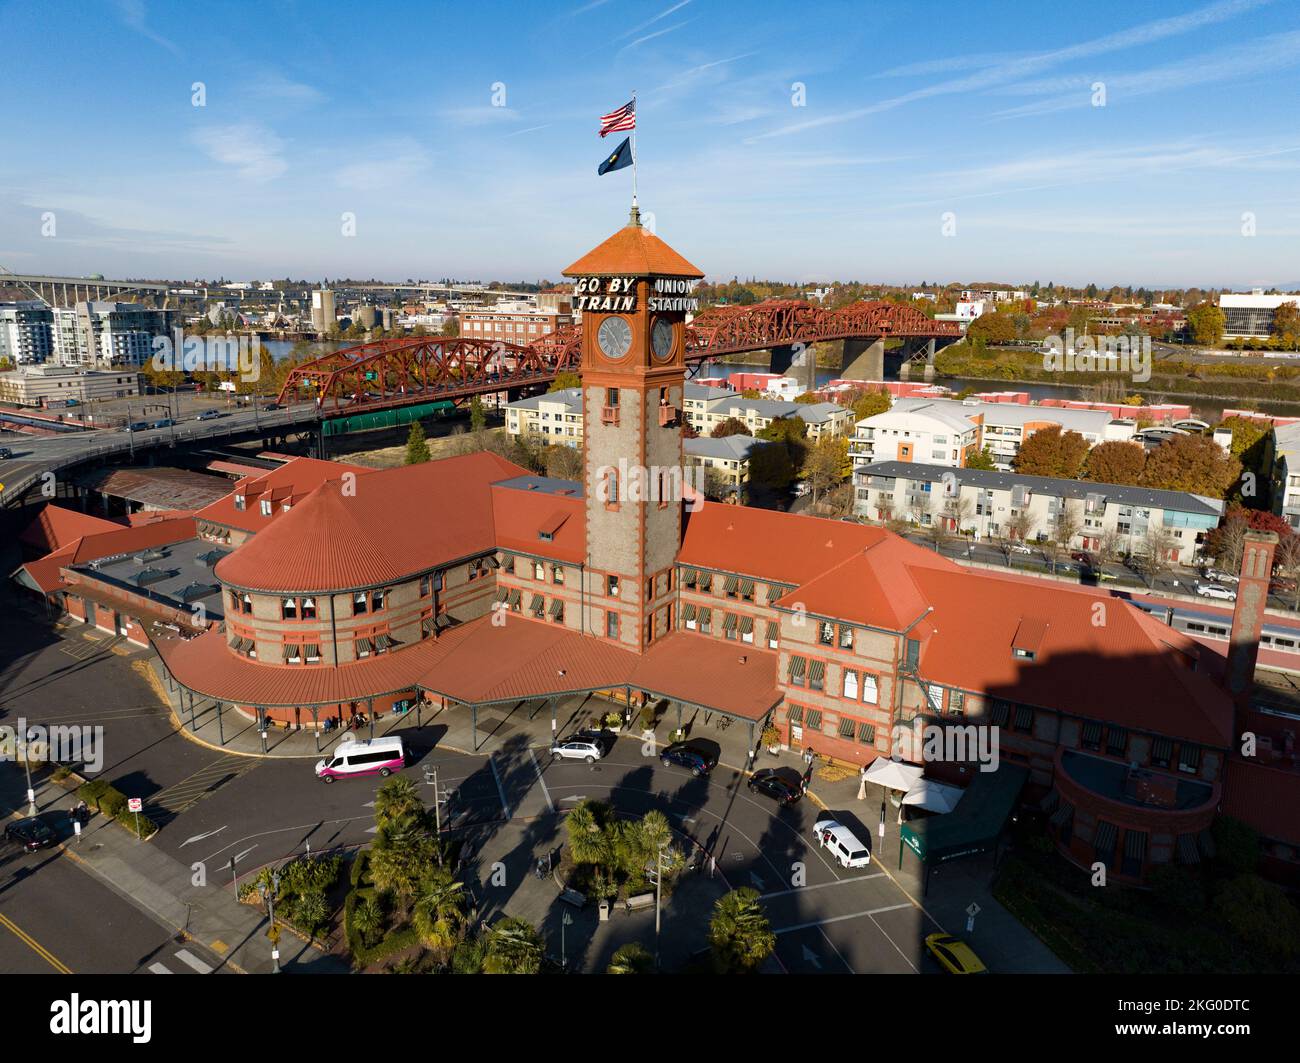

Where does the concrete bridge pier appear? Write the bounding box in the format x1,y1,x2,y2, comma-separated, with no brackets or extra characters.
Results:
840,337,886,381
768,343,799,375
898,338,937,382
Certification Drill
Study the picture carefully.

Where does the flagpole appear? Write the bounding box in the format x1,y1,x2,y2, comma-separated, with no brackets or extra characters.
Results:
630,89,638,215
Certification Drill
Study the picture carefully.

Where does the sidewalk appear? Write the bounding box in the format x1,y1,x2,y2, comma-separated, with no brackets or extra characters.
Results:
0,768,348,974
804,767,1071,974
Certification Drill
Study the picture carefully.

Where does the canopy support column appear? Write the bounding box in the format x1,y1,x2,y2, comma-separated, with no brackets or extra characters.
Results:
472,702,479,751
368,697,375,741
310,708,320,753
216,702,224,745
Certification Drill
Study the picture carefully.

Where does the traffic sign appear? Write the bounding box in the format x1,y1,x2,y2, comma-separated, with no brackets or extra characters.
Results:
127,797,143,812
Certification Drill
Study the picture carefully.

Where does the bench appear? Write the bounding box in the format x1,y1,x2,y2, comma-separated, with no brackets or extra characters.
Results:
624,892,655,913
559,888,586,909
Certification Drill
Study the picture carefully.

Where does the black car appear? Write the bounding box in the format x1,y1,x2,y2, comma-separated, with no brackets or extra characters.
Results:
5,817,56,852
660,740,718,776
747,768,803,805
0,447,13,459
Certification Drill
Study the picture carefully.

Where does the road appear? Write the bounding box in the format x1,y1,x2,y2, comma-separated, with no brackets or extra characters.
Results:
0,401,319,508
0,834,227,975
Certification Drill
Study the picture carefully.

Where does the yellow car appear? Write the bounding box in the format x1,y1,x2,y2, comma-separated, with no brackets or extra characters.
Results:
925,932,988,974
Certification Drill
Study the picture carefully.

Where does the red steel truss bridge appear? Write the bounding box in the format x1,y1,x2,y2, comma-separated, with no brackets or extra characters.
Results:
277,299,960,415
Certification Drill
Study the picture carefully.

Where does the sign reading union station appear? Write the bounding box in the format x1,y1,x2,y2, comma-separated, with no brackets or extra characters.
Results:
573,275,698,313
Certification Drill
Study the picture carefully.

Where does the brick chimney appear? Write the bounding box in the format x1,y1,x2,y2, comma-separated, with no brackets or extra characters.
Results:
1225,530,1277,710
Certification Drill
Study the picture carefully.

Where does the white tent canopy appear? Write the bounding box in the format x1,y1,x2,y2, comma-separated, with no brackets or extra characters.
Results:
901,779,965,815
863,758,924,792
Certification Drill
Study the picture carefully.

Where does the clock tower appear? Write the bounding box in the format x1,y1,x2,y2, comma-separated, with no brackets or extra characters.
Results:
563,208,704,652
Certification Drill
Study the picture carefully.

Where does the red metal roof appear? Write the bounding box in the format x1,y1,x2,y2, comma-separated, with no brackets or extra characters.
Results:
19,504,121,554
1221,758,1300,845
214,451,526,592
563,223,704,278
194,456,371,535
491,484,586,564
903,566,1233,747
15,517,198,595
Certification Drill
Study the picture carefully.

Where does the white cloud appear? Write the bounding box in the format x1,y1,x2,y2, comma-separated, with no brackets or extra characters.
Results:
335,141,431,191
192,124,288,182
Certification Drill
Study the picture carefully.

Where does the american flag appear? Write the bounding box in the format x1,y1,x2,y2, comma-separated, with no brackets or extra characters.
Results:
599,99,636,137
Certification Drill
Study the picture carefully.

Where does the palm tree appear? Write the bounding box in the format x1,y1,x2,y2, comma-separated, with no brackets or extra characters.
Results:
370,812,437,901
607,942,654,975
374,776,423,826
709,888,776,973
564,800,609,865
413,870,468,956
351,895,384,947
482,917,543,974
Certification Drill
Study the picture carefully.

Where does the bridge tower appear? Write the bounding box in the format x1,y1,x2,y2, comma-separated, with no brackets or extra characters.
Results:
563,209,704,652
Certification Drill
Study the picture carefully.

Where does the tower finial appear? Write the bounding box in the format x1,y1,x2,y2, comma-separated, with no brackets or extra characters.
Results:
628,203,641,228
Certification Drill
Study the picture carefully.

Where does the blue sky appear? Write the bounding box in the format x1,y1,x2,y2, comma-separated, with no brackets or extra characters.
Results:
2,0,1298,288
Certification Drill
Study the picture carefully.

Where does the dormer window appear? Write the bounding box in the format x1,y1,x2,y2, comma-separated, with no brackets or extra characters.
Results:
260,499,272,517
234,494,246,511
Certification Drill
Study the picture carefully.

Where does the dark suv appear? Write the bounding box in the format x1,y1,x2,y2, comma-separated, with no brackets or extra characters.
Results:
660,740,718,776
747,768,803,805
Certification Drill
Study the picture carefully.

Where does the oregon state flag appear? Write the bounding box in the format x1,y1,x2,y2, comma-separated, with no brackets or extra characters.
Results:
598,137,632,175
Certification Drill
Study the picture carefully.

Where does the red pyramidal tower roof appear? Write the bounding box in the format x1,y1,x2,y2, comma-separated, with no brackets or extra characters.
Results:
563,210,704,278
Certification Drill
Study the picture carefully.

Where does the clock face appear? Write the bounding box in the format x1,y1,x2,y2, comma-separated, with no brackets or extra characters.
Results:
651,317,674,361
597,315,633,360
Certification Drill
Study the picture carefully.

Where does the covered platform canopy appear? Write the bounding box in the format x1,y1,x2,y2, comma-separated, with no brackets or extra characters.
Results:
153,613,782,752
899,763,1029,893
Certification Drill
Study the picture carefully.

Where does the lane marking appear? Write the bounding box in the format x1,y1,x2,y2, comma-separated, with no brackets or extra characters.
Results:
148,963,172,974
527,749,554,812
0,912,72,974
869,911,919,974
487,754,511,819
180,826,227,848
175,948,213,974
760,872,885,900
774,902,913,935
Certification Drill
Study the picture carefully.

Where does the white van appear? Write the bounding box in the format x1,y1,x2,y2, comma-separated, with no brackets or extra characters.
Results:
315,736,406,783
813,817,871,868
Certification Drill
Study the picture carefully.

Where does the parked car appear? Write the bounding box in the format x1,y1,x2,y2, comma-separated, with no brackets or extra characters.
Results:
4,817,55,853
1070,550,1097,567
1009,543,1033,555
550,737,605,763
566,729,616,756
1270,576,1297,594
813,817,872,868
747,768,803,805
925,932,988,974
1195,581,1236,602
0,446,13,459
660,740,718,776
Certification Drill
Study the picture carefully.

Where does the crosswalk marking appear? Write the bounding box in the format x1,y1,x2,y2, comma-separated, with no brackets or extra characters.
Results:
175,949,213,974
148,963,172,974
147,755,260,821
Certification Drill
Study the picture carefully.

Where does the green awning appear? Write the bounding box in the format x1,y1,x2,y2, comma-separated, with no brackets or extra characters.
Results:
681,567,697,585
740,615,754,634
697,607,712,624
681,603,696,621
1094,820,1117,857
723,612,738,630
900,764,1028,866
788,656,806,679
531,594,545,615
507,588,521,607
723,574,739,593
808,659,825,683
548,598,564,617
739,578,754,597
765,620,778,641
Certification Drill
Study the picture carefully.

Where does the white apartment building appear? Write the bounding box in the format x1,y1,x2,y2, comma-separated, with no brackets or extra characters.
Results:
855,461,1223,564
851,397,1131,473
504,387,584,447
689,394,854,441
51,302,175,369
683,434,776,496
0,302,53,365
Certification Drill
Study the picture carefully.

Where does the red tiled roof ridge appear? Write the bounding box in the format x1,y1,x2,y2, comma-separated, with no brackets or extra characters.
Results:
563,223,704,278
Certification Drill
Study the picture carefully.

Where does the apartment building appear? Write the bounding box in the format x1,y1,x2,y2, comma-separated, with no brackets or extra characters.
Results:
683,434,776,497
851,397,1130,472
0,301,53,365
0,364,141,408
855,460,1223,563
504,387,584,447
689,394,854,441
1271,421,1300,529
51,302,176,369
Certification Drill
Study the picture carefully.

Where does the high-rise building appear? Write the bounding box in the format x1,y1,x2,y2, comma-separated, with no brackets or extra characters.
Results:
50,302,174,369
0,301,54,364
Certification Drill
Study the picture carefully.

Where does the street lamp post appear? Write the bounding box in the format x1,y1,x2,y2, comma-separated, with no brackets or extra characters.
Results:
653,841,666,969
561,910,572,972
260,868,282,973
19,736,37,816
